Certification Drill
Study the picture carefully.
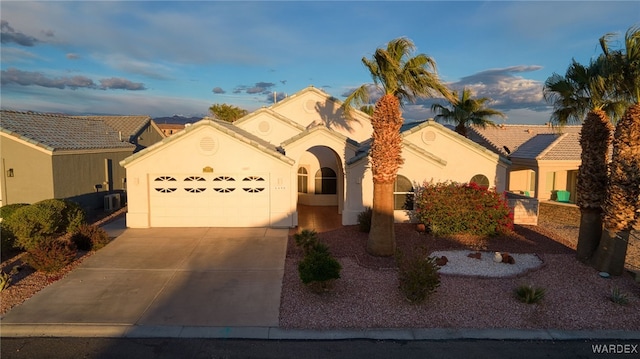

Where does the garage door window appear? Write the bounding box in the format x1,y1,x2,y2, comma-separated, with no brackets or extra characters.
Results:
154,176,177,193
184,176,206,193
315,167,337,195
243,176,266,193
213,176,236,193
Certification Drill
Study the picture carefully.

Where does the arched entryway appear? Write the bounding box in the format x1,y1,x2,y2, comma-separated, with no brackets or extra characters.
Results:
296,145,343,231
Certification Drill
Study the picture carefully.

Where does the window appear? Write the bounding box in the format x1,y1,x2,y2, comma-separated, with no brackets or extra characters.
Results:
297,167,308,193
470,174,490,189
314,167,337,195
394,175,414,210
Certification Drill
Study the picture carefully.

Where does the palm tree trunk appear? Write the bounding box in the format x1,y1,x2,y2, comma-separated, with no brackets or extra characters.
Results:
367,94,404,257
575,110,612,263
368,182,396,256
576,208,603,262
592,103,640,275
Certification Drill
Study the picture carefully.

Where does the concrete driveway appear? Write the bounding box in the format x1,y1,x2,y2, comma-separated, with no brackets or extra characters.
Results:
1,218,289,331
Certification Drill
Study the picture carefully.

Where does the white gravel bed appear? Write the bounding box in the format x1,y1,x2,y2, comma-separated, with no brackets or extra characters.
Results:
430,250,543,278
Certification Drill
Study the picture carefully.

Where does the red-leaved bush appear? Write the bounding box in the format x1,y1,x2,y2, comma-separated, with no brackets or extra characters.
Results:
413,181,513,236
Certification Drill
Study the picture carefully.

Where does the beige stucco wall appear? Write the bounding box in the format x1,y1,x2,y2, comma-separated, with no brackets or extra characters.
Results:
0,135,54,205
343,123,509,225
508,160,580,203
234,110,303,146
274,88,373,143
122,125,294,228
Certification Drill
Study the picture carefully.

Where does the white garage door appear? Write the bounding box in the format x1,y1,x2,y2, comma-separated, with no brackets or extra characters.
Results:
149,174,270,227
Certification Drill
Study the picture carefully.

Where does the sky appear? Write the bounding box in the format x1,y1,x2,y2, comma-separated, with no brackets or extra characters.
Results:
1,1,638,124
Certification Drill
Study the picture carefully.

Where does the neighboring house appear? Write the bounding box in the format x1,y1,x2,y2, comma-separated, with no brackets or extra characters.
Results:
121,86,509,228
156,123,186,137
468,124,583,203
76,115,165,152
0,110,163,209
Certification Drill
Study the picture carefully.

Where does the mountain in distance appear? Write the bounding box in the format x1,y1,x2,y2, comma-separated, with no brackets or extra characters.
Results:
153,114,205,125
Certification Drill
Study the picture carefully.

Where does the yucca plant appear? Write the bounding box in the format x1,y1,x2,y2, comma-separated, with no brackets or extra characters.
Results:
610,287,630,305
514,284,546,304
0,271,11,292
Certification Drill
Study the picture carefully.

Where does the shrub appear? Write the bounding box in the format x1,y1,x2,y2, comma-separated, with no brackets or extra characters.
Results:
70,224,111,251
1,203,29,254
610,287,630,306
294,229,320,255
514,284,546,304
0,203,29,220
413,181,513,237
396,249,441,303
357,207,372,233
295,229,341,291
4,199,86,251
298,244,342,287
24,238,77,273
0,271,11,292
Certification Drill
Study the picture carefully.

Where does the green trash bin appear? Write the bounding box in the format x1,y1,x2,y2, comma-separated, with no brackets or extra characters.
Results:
556,190,570,203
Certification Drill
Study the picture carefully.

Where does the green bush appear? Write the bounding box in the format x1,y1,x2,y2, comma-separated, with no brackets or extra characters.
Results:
70,224,111,251
396,249,441,303
24,238,77,273
4,199,86,251
295,229,341,291
514,284,546,304
1,203,29,254
413,181,513,237
357,207,372,233
0,203,29,220
298,244,342,285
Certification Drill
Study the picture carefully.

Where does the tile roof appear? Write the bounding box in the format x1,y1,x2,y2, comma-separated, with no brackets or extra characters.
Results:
468,124,583,160
0,110,135,152
74,115,151,142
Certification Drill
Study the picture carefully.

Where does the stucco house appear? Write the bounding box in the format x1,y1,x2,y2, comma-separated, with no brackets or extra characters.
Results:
121,86,509,228
0,110,164,209
468,124,583,203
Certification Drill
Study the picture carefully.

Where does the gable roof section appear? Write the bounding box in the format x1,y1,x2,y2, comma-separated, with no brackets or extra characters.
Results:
0,110,135,152
233,107,306,132
75,115,154,142
120,118,295,167
281,123,359,149
403,119,508,164
468,124,582,157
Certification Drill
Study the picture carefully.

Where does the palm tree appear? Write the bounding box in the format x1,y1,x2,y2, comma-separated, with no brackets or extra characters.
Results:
430,87,505,137
544,59,616,263
592,25,640,275
342,37,454,256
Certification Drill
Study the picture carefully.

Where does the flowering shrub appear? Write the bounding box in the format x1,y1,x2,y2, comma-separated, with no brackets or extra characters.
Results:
413,181,513,236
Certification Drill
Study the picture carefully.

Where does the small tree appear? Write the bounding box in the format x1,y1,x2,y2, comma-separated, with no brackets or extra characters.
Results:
209,103,248,122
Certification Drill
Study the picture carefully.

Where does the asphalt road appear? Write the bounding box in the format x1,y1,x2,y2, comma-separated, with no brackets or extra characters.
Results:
2,338,639,359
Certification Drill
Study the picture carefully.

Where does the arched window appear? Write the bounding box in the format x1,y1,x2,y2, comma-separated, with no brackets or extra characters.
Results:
394,175,414,210
297,167,308,193
315,167,337,194
470,174,490,189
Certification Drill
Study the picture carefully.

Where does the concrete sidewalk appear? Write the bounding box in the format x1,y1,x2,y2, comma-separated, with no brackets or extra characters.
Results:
2,217,639,341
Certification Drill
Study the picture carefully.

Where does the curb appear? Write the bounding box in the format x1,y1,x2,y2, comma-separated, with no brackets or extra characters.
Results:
2,324,639,341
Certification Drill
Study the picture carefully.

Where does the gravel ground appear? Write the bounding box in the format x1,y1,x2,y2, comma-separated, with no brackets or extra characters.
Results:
279,219,640,330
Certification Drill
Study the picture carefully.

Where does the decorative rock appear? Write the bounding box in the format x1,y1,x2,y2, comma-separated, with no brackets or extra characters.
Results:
493,252,503,263
467,252,482,260
501,252,515,264
435,256,448,266
416,223,426,233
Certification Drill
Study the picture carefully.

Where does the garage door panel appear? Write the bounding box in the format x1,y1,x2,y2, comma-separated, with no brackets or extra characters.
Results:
149,173,270,227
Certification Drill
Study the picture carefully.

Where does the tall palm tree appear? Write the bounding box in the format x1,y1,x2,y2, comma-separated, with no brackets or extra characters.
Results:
342,37,454,256
430,87,505,137
592,25,640,275
544,59,616,263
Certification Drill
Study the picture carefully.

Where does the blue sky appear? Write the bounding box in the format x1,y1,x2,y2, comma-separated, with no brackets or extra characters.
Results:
1,1,638,124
